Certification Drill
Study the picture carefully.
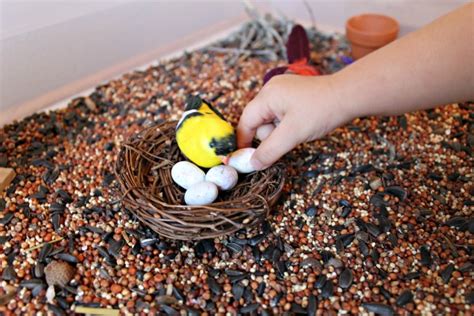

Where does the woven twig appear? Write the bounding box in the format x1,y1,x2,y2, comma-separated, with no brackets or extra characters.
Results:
115,121,285,240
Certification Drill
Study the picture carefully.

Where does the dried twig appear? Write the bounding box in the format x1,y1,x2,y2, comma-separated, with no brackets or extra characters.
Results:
73,306,119,316
25,237,64,252
303,0,317,30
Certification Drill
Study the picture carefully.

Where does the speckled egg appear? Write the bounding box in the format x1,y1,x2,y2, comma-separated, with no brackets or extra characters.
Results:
171,161,205,189
225,148,256,173
184,181,218,205
205,165,238,191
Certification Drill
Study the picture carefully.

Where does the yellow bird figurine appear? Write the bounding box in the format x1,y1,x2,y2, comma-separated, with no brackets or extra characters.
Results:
176,96,236,168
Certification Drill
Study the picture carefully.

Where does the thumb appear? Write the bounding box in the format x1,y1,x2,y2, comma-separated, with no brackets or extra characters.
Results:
251,117,299,170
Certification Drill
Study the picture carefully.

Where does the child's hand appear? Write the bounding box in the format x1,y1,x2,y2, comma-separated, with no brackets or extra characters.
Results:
237,74,352,170
238,3,474,171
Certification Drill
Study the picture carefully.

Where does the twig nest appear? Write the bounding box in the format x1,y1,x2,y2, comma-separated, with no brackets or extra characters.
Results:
225,148,257,173
115,121,285,240
44,260,75,287
205,165,238,191
171,161,205,189
184,181,219,205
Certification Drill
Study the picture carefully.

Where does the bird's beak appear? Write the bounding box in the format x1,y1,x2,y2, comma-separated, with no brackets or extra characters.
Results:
220,155,229,165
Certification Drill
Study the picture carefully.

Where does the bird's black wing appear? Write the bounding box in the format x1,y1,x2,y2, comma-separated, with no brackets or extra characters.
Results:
185,95,226,121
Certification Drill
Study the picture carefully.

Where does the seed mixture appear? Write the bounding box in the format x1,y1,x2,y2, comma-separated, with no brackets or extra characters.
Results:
0,19,473,316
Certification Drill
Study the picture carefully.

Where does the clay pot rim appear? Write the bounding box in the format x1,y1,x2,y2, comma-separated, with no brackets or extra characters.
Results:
346,13,399,47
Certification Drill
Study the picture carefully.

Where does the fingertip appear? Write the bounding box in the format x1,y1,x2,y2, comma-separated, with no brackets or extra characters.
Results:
250,153,266,171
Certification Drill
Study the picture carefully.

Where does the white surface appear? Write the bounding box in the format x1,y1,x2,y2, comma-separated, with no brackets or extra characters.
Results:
0,0,247,124
1,1,130,40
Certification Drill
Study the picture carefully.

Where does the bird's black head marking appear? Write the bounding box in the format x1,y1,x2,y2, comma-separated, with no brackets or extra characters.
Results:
210,135,237,155
185,95,203,111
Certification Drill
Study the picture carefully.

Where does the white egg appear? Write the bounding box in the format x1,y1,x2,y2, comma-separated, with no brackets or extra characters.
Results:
205,165,238,191
226,148,256,173
184,181,218,205
256,123,275,141
171,161,205,189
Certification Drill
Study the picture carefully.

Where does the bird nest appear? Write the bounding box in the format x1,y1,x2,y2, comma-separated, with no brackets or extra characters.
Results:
115,121,285,240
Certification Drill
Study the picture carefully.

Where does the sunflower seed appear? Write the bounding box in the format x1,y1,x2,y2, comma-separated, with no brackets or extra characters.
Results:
327,258,343,269
207,278,221,295
420,245,432,267
379,286,391,300
359,240,370,257
305,206,317,217
321,280,333,298
403,271,421,280
97,246,111,261
248,234,265,246
459,262,473,272
291,303,306,314
34,263,45,278
225,269,244,277
0,212,14,225
229,235,247,246
320,250,333,263
140,238,158,248
396,290,414,306
300,258,322,269
355,231,369,242
257,282,266,296
226,242,243,255
466,291,474,304
56,189,72,203
156,295,177,305
47,303,66,316
55,253,78,264
262,245,275,260
252,247,261,261
49,246,65,257
242,286,253,303
387,234,398,248
340,233,355,247
52,213,61,231
0,236,8,244
335,238,343,253
38,243,53,262
362,303,394,316
2,266,16,281
366,222,381,237
307,294,317,316
384,186,407,200
445,216,467,229
232,284,244,301
32,284,47,297
20,279,45,289
50,203,65,213
370,193,387,208
341,206,351,218
270,292,282,307
108,238,125,257
440,263,454,283
161,304,179,316
240,303,259,313
339,268,353,289
314,275,327,289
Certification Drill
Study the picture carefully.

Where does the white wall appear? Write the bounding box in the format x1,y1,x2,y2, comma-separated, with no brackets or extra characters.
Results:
0,0,247,126
0,0,469,126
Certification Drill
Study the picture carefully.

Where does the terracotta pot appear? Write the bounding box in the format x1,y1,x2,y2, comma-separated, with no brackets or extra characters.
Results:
346,13,399,60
